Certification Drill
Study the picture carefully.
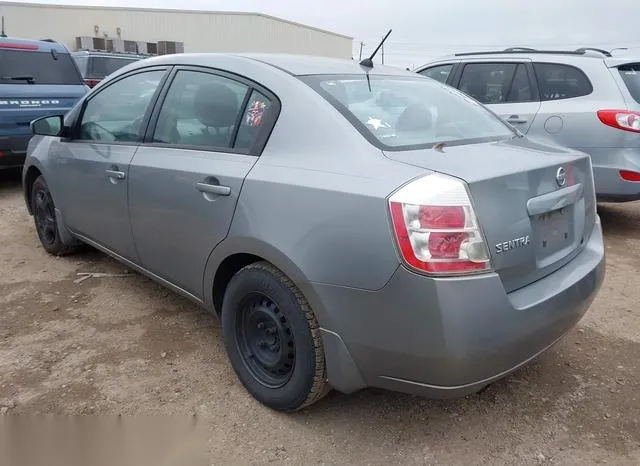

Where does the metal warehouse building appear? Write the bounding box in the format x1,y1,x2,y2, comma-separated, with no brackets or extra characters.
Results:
0,1,353,58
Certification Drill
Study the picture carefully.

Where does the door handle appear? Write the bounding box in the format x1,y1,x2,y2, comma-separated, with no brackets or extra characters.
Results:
105,169,126,180
506,115,528,124
196,182,231,196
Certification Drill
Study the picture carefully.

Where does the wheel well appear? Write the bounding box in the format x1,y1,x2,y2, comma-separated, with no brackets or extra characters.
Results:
24,166,42,214
212,253,263,315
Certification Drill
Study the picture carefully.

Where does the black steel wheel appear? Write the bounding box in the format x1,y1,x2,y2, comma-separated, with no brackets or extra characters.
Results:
222,262,329,412
30,176,76,256
236,294,296,388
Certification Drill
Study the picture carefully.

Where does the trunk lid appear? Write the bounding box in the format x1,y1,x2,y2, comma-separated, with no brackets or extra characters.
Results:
384,137,597,292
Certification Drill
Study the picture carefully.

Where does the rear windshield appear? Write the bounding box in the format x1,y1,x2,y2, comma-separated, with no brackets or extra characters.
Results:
302,74,516,150
0,49,83,85
85,56,140,78
618,63,640,104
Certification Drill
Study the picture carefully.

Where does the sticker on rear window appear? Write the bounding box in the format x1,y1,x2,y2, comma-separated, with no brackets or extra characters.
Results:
246,100,267,127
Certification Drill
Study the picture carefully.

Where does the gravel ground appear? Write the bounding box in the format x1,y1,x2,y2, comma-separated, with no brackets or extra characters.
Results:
1,169,639,465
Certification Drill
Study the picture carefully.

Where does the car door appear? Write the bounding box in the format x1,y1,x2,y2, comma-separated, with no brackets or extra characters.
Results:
52,67,169,261
453,61,541,133
128,67,279,298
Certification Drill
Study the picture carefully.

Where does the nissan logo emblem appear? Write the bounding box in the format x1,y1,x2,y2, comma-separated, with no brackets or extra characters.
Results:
556,167,567,187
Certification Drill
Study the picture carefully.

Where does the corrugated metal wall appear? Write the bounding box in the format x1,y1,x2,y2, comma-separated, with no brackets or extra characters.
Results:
0,2,353,58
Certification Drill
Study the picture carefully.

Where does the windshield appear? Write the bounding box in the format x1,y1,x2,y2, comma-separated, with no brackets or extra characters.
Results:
0,50,83,85
302,74,516,150
618,63,640,104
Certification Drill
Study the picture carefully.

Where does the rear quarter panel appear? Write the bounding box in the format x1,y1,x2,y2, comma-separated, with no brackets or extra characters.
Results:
527,58,631,150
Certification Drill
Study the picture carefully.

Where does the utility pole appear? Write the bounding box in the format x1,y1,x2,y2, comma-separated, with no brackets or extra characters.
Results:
1,16,6,38
381,36,385,64
358,41,364,61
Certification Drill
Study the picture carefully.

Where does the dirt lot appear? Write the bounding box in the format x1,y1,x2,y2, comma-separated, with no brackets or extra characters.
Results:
1,169,639,465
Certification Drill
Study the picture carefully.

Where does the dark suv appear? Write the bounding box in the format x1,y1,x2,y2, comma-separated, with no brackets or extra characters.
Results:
0,37,87,170
72,51,146,88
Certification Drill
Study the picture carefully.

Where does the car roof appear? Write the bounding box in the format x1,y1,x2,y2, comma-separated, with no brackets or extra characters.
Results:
416,48,622,69
72,50,148,59
138,52,414,77
0,36,71,53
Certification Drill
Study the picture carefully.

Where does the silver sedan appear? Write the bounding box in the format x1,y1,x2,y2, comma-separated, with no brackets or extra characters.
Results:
23,53,605,412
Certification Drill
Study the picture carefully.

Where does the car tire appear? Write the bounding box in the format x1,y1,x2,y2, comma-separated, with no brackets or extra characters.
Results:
221,261,329,412
30,175,77,256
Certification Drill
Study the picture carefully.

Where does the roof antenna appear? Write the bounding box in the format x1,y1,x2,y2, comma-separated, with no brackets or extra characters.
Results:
359,29,392,68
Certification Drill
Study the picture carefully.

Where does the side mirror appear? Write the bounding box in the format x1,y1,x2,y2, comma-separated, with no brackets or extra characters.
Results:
31,115,64,136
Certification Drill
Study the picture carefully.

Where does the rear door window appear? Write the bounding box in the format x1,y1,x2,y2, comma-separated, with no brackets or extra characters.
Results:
506,64,533,102
152,70,249,149
533,63,593,101
618,63,640,104
418,64,454,84
0,50,83,85
458,63,517,104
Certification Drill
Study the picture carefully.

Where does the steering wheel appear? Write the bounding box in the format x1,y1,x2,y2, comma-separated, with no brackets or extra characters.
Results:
129,115,146,136
82,121,116,141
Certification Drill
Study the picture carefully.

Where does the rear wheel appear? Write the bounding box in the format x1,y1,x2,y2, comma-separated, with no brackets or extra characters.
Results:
221,262,329,412
31,176,76,256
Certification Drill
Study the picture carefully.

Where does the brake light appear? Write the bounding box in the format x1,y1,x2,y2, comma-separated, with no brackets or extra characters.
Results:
620,170,640,182
85,79,100,88
597,110,640,133
389,173,491,275
0,42,39,50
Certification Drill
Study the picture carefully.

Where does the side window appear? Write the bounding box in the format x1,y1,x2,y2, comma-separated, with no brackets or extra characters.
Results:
506,64,533,102
79,70,165,142
419,64,454,84
153,70,249,149
234,90,273,150
458,63,517,104
533,63,593,101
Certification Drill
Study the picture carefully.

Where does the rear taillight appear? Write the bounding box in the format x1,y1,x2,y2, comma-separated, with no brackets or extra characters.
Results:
388,173,491,275
597,110,640,133
620,170,640,182
85,79,100,88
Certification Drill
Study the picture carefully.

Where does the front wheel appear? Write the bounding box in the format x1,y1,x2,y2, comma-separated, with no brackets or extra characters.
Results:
221,262,329,412
31,175,76,256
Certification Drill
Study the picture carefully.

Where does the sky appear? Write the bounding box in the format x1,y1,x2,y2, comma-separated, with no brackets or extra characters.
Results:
5,0,640,68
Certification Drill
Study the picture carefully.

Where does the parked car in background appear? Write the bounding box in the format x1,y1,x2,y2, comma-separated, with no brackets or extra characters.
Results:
72,50,147,88
416,47,640,202
0,37,87,170
22,53,604,412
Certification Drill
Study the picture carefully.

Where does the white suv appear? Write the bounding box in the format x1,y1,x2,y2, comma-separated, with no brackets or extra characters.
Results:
416,47,640,202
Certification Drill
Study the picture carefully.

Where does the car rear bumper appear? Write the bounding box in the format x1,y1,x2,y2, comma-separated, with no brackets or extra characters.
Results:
0,135,30,168
585,147,640,202
306,218,605,398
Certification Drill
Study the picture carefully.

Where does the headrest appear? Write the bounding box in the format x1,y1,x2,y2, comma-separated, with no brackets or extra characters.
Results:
395,103,433,132
193,82,239,128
